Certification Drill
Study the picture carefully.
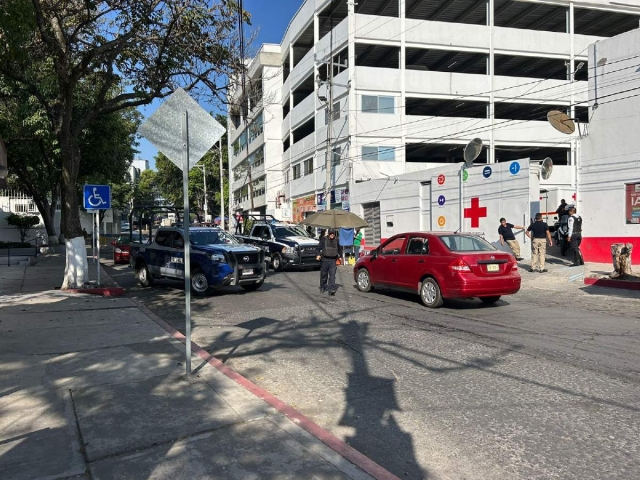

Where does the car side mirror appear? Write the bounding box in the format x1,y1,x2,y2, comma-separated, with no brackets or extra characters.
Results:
372,249,378,259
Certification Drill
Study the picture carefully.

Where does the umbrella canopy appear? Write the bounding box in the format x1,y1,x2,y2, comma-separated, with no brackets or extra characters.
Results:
300,210,368,229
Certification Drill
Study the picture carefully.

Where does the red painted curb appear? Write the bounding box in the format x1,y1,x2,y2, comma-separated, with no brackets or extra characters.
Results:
66,287,125,297
584,277,640,291
130,298,400,480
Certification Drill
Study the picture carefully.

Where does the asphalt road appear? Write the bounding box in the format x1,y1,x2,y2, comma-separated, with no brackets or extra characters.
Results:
103,251,640,480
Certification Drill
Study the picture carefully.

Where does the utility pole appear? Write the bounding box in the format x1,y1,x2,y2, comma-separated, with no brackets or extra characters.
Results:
203,162,208,222
323,0,335,210
219,138,225,230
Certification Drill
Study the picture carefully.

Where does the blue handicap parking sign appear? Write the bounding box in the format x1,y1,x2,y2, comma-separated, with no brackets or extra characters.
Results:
83,184,111,210
438,195,446,206
482,166,492,179
509,162,520,175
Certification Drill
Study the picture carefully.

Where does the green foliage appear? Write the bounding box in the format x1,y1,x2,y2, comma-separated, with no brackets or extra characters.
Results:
6,213,40,243
133,170,159,205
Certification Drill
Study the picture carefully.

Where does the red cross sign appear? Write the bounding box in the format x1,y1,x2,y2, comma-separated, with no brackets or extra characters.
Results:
464,197,487,228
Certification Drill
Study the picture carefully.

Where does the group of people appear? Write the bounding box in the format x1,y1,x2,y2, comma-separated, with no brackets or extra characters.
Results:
498,199,583,273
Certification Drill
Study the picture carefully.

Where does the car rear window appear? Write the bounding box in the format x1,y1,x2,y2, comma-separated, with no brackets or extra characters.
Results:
439,235,496,252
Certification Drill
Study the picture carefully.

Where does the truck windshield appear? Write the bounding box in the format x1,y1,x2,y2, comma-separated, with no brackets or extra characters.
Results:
274,226,308,238
190,230,239,245
439,235,496,252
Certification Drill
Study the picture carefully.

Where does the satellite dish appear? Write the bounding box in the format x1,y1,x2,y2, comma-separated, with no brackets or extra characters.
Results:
541,157,553,180
463,138,483,167
547,110,576,135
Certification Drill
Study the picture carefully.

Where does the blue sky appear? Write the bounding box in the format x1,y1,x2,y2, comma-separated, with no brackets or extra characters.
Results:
138,0,303,169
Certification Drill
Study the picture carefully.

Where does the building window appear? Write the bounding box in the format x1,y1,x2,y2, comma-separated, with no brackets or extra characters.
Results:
626,182,640,224
325,101,341,125
249,146,264,168
303,158,313,176
249,112,264,142
362,95,394,114
332,147,341,166
362,146,395,161
293,163,301,180
284,170,290,185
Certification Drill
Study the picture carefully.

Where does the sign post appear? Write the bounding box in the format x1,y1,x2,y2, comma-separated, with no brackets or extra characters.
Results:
83,184,111,286
138,88,225,375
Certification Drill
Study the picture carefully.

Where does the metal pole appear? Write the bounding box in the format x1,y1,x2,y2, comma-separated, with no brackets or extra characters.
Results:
219,138,225,231
459,167,465,232
96,211,101,285
92,210,96,265
182,111,192,375
203,162,208,223
324,1,335,209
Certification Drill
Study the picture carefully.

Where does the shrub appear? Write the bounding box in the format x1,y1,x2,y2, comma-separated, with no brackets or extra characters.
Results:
6,213,40,243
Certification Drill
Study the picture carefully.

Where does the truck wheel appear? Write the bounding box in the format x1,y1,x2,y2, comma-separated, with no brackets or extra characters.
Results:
241,280,264,292
271,253,284,272
191,267,213,296
137,261,154,287
420,278,443,308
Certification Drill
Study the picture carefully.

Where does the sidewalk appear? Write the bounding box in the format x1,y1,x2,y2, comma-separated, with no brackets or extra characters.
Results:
0,251,387,480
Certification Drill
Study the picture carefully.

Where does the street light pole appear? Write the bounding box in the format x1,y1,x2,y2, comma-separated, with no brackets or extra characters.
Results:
219,138,225,230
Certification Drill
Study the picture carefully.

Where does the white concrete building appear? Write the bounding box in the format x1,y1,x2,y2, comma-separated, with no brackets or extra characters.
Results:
579,27,640,263
227,0,640,224
129,158,150,184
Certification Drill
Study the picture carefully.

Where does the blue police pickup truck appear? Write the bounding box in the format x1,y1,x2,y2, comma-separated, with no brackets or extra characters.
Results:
129,226,266,296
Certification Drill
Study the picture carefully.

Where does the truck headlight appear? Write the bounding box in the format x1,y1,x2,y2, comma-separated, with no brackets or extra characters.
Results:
209,253,227,263
282,246,295,254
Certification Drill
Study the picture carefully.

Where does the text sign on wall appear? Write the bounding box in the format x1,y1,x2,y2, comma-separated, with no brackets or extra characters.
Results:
625,182,640,224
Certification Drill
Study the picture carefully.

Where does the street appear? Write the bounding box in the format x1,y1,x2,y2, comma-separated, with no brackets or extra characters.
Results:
103,253,640,480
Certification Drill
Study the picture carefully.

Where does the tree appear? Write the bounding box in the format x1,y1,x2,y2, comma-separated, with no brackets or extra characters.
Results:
0,0,245,288
6,213,40,244
133,169,159,206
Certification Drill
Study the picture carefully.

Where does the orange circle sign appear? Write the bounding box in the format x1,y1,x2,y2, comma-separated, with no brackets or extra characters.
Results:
437,216,446,227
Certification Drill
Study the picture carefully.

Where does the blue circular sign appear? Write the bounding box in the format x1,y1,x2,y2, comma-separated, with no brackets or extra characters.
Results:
438,195,446,206
482,166,492,178
509,162,520,175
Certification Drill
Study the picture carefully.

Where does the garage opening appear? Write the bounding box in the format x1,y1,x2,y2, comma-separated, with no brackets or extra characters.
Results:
406,142,488,164
406,48,487,74
356,44,400,69
494,54,567,80
406,97,488,118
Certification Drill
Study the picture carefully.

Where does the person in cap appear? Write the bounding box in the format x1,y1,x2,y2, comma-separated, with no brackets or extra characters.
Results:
567,206,584,266
316,228,342,295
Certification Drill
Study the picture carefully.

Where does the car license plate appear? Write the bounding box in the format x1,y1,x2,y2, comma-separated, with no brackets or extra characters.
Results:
487,264,499,272
242,269,254,276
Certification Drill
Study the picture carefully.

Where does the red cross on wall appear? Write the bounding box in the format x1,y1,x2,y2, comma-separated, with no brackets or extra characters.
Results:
464,197,487,228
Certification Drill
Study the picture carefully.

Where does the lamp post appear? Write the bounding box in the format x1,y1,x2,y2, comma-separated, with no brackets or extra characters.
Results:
0,136,7,189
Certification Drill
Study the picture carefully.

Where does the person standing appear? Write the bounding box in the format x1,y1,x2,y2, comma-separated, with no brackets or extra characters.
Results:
498,218,525,261
353,228,363,258
556,199,568,219
526,213,553,273
316,228,342,295
567,206,584,266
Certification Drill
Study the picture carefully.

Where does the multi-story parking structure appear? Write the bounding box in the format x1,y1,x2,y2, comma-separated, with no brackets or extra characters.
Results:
227,0,640,221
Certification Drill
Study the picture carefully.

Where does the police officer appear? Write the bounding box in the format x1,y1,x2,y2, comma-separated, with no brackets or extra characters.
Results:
526,213,553,273
567,206,584,266
316,228,342,295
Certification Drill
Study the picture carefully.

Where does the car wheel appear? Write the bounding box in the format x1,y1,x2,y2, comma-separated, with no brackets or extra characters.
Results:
241,280,264,292
271,253,284,272
480,296,501,305
137,261,154,287
191,267,213,296
356,268,372,292
420,278,443,308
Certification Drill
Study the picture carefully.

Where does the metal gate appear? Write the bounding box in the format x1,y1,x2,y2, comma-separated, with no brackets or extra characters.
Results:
362,202,381,247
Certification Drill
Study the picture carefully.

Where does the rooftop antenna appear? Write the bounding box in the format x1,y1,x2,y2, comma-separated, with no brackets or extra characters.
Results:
540,157,553,180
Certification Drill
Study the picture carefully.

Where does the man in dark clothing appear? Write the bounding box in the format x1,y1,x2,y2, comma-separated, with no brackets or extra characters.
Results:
567,206,584,266
316,228,342,295
556,199,567,218
526,213,553,273
498,217,526,260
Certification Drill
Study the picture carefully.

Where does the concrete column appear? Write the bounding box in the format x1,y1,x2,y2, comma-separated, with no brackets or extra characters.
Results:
348,0,357,187
400,0,406,169
489,0,495,164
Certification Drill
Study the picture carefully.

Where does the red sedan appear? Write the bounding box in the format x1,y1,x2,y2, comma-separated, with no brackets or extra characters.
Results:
111,233,148,264
354,232,521,308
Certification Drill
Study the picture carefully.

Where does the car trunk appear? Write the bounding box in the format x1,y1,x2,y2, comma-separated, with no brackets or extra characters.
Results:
460,252,515,277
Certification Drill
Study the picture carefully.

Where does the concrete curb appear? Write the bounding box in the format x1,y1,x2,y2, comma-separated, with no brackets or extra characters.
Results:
103,267,399,480
584,276,640,291
66,287,125,297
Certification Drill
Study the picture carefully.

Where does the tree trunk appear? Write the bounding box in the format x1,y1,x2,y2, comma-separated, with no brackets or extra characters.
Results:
60,142,88,289
611,243,633,278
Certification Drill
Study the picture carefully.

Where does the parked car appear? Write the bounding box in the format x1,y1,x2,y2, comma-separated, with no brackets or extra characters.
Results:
353,232,521,308
129,226,266,296
111,233,149,264
236,220,319,271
